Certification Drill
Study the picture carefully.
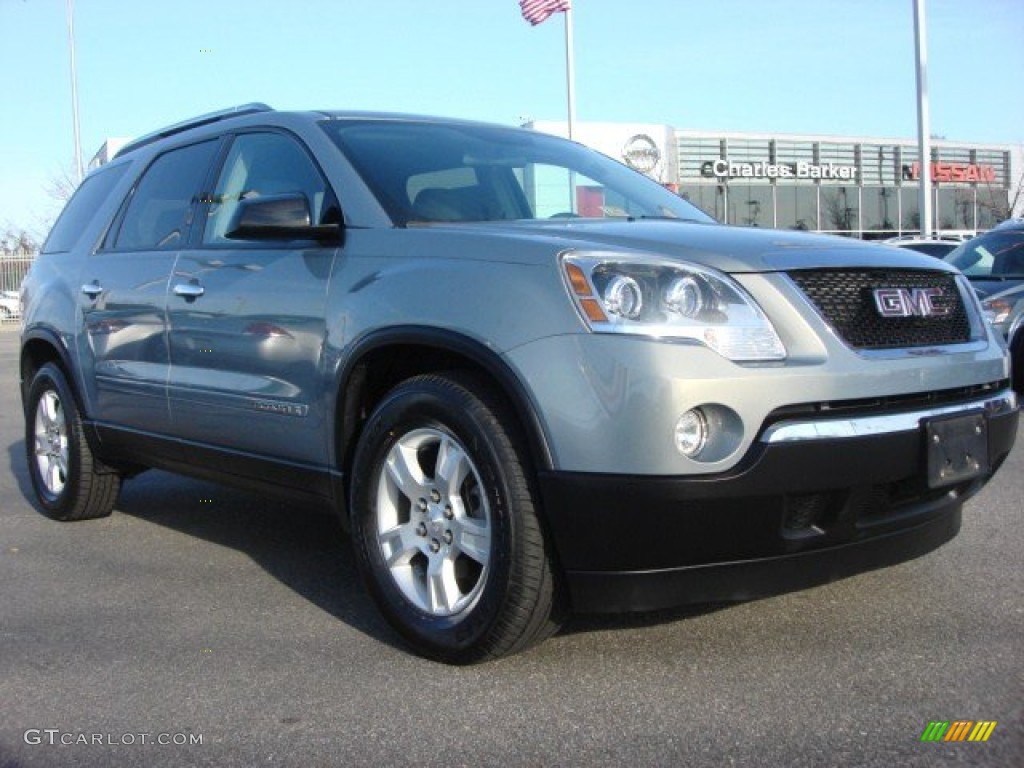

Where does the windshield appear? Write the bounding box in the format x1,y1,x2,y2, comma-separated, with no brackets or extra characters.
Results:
945,229,1024,278
321,119,714,226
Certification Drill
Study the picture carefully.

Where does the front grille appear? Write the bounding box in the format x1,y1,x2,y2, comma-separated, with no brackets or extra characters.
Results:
788,269,972,349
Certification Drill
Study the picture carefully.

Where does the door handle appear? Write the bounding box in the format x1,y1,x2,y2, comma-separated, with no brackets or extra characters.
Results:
173,283,205,300
81,282,103,299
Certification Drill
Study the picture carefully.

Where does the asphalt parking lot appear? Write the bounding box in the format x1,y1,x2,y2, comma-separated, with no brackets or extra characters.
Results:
1,324,1021,767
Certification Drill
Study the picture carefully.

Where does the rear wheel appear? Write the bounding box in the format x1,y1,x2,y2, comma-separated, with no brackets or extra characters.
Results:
25,363,121,520
349,372,560,663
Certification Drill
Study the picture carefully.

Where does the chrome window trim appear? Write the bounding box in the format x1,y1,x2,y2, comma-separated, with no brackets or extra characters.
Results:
761,390,1018,444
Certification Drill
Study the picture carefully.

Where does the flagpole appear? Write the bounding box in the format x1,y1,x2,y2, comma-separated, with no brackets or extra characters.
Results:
564,5,576,140
913,0,932,236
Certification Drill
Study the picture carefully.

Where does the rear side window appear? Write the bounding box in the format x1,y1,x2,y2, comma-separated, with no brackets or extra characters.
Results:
113,140,219,251
41,163,129,254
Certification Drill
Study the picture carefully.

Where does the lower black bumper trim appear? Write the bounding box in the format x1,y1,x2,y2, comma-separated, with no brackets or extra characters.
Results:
539,406,1016,613
567,503,960,613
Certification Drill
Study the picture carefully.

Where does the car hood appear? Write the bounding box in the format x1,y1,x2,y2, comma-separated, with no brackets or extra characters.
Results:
966,276,1024,301
410,219,956,274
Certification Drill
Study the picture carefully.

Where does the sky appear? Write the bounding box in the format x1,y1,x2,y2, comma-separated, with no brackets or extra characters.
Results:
1,0,1022,239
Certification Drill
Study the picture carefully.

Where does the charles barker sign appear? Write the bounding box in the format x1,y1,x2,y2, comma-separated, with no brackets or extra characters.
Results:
902,161,997,184
701,159,858,180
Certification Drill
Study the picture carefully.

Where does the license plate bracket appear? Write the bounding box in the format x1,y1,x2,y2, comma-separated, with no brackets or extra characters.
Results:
924,411,989,489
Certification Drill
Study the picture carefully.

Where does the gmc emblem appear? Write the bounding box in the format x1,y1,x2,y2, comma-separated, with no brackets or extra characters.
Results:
873,287,950,318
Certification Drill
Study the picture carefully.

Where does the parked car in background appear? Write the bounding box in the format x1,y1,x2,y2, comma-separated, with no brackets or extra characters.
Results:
945,221,1024,392
992,217,1024,232
0,289,21,321
884,234,964,259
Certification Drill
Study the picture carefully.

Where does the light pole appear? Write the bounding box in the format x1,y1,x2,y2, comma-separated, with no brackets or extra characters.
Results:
66,0,83,183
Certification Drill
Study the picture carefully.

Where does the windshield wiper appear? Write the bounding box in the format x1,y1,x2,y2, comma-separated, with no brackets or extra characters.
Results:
627,214,708,224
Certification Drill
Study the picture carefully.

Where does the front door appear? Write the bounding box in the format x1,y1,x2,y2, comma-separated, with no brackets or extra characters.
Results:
165,131,340,476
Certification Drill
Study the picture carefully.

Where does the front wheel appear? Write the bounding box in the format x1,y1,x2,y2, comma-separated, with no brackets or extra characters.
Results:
1010,332,1023,394
25,363,121,520
349,372,560,663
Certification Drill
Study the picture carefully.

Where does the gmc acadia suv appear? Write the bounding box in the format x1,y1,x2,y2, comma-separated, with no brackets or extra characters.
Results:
20,104,1018,662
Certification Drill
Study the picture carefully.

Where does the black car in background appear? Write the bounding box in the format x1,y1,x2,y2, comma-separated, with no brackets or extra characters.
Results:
946,220,1024,392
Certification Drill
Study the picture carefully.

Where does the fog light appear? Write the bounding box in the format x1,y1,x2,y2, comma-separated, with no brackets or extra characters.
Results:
674,409,708,458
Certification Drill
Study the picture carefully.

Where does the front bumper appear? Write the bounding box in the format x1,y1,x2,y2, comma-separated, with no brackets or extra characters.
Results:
539,390,1018,613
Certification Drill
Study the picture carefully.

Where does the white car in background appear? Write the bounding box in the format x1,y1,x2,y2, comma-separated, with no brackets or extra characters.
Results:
884,234,967,259
0,290,21,321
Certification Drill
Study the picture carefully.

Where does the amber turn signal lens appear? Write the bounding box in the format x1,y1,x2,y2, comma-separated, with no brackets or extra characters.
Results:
565,263,592,297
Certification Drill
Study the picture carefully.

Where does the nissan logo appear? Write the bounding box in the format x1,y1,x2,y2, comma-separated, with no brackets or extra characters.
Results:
622,135,660,174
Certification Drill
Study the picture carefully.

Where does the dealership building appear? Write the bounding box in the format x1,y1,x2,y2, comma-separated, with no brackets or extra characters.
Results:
528,121,1022,238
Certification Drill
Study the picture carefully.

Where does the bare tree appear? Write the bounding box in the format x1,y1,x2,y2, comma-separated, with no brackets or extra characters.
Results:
46,164,80,205
822,188,855,233
979,165,1024,225
5,162,83,248
0,227,40,257
1002,165,1024,219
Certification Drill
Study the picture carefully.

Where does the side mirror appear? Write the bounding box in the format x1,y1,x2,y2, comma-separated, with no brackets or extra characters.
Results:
225,193,340,243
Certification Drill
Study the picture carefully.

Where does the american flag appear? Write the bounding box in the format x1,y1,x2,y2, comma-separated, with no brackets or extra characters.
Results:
519,0,571,26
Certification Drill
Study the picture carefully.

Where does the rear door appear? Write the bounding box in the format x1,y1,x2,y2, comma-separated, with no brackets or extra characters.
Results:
80,139,220,445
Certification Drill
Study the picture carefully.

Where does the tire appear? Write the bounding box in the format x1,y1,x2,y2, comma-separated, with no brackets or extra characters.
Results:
25,363,121,521
349,372,560,663
1011,333,1023,394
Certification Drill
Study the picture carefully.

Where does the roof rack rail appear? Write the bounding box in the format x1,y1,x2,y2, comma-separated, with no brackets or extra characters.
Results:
115,103,273,159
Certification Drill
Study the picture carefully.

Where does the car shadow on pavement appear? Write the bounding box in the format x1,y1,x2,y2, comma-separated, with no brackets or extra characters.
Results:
117,471,411,652
6,440,407,655
6,439,34,502
7,439,728,648
561,602,733,636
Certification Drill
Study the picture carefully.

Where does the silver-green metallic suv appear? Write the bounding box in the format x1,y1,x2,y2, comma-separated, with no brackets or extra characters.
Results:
20,105,1018,663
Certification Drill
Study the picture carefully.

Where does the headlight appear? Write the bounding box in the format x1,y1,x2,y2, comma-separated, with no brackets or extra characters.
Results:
561,251,786,362
603,275,644,319
981,297,1012,326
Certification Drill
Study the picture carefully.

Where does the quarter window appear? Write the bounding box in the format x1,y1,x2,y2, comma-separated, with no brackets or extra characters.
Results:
113,140,219,251
42,163,129,254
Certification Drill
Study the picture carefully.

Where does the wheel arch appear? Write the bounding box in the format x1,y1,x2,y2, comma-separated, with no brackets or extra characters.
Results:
20,328,79,410
20,329,112,460
334,327,555,492
1007,311,1023,350
1008,316,1024,393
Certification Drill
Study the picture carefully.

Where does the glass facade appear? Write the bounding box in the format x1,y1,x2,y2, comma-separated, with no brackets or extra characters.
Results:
676,133,1013,238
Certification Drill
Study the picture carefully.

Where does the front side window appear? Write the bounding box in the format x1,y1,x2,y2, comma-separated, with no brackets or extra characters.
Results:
322,120,714,226
203,132,335,244
113,140,219,251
